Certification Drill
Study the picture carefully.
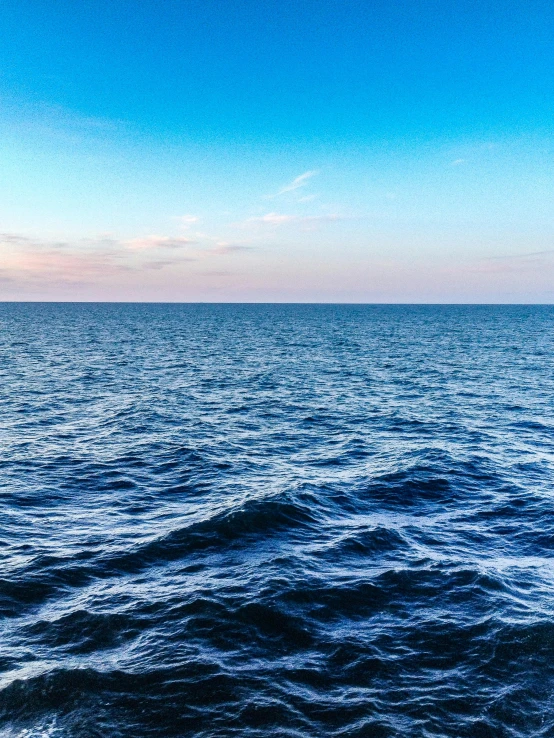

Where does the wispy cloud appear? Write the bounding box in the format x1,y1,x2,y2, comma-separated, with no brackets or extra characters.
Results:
176,214,200,228
267,170,319,199
0,232,33,245
242,212,343,228
246,213,297,225
483,249,554,261
124,235,196,250
0,246,131,288
0,229,251,292
211,241,254,254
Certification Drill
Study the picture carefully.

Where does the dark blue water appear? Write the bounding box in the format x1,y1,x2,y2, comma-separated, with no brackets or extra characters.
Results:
1,304,554,738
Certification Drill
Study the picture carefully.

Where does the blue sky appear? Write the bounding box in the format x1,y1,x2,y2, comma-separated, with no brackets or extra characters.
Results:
1,0,553,301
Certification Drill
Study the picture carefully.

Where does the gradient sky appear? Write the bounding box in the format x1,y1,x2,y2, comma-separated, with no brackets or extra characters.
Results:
1,0,553,301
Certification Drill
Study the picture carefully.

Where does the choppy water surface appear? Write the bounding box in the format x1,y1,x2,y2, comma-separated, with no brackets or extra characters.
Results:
1,303,554,738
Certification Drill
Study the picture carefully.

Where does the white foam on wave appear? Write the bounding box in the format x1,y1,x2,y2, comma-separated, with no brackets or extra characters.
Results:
1,716,62,738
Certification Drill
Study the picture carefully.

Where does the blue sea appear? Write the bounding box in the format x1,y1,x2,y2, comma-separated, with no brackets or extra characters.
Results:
1,303,554,737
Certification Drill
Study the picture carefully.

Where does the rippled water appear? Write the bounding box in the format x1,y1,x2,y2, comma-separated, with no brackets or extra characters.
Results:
1,303,554,737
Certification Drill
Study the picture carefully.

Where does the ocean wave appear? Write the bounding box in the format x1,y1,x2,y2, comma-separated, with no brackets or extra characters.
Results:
2,304,554,736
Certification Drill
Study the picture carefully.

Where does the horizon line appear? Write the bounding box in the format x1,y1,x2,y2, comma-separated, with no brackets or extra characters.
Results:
1,301,552,307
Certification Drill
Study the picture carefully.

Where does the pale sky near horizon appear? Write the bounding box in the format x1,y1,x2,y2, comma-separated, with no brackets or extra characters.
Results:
1,0,553,302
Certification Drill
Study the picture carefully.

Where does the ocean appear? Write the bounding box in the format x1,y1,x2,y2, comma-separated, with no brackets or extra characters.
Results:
1,303,554,737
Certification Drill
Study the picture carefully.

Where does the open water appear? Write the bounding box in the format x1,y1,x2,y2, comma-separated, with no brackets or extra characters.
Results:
1,303,554,738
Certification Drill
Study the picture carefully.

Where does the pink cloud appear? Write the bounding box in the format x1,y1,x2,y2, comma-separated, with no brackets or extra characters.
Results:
0,229,253,295
1,248,130,287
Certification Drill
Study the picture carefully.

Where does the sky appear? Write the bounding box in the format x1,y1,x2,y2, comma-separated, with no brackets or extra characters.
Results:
0,0,553,302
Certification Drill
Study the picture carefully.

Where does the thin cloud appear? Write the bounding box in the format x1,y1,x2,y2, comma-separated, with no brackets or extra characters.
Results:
267,170,319,198
0,232,33,245
246,213,297,225
0,230,251,293
242,212,343,228
142,259,195,270
0,231,189,287
176,215,200,227
0,248,132,287
483,249,554,261
210,243,254,255
124,235,196,250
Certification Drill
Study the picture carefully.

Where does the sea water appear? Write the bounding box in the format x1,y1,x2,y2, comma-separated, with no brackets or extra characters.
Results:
1,303,554,737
